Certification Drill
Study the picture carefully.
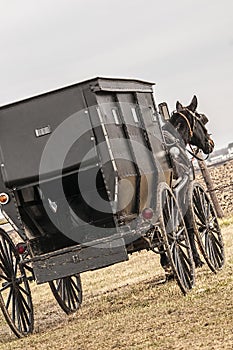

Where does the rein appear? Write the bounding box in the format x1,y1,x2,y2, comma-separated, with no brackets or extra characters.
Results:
186,146,209,161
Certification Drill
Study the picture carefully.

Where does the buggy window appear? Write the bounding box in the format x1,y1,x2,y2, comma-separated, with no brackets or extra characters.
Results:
112,108,120,125
131,107,139,123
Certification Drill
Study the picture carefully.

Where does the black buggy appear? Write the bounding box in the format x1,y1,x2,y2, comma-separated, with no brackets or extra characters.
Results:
0,77,224,337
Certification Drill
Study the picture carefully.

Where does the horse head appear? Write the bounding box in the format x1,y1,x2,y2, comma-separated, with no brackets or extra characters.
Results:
169,96,214,154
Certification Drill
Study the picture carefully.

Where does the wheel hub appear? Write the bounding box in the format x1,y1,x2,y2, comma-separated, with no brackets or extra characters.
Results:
208,222,214,230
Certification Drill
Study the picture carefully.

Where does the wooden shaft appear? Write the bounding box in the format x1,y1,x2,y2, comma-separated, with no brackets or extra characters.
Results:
197,152,224,218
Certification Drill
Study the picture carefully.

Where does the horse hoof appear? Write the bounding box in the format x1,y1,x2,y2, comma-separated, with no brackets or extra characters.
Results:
165,272,175,281
163,265,175,281
194,259,205,268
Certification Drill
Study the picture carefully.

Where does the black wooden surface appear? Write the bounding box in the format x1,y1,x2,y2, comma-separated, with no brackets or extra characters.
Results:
32,237,128,284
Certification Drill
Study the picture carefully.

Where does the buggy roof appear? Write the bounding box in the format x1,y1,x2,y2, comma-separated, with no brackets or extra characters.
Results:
0,77,155,109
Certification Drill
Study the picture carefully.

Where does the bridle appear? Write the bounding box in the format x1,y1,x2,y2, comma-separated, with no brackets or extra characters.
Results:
175,108,210,161
176,111,194,138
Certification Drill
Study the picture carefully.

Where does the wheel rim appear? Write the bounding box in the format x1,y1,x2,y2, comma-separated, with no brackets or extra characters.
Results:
192,183,224,272
49,274,82,314
0,230,33,337
158,183,195,294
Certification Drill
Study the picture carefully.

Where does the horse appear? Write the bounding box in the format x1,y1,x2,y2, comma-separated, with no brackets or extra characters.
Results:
169,95,214,154
160,95,215,277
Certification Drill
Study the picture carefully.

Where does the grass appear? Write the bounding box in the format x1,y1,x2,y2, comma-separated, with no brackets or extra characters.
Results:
219,216,233,228
0,222,233,349
0,218,7,225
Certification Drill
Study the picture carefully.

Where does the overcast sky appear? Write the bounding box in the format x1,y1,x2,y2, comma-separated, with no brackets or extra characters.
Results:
0,0,232,149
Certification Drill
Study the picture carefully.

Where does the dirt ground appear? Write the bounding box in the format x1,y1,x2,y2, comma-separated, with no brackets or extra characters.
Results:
0,222,233,350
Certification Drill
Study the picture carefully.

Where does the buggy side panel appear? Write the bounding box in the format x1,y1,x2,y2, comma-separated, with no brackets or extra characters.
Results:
0,85,98,187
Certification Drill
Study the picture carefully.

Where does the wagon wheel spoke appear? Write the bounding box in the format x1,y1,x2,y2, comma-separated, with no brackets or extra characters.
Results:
17,295,30,331
201,192,207,217
199,228,207,240
67,280,79,309
173,248,190,289
166,232,175,243
3,236,14,267
179,247,193,267
190,182,224,272
0,281,12,293
49,274,82,315
70,278,82,294
206,239,215,264
169,197,175,228
206,232,222,268
12,291,16,324
15,298,22,333
178,241,191,250
206,202,211,220
193,203,206,225
0,274,11,281
207,235,223,268
0,228,33,338
0,262,9,277
158,183,195,295
175,256,187,287
212,233,223,250
5,286,13,310
18,289,33,313
193,188,208,222
196,220,202,227
176,226,185,238
55,278,62,292
66,282,74,309
178,249,193,289
0,242,12,272
66,279,75,310
212,244,223,268
18,284,31,297
61,280,66,303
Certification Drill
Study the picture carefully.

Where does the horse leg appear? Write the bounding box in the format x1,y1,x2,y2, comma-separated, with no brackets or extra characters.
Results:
159,247,174,281
184,212,204,268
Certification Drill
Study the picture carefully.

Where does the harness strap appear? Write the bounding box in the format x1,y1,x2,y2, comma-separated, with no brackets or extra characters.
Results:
177,112,193,138
187,146,209,161
174,109,211,161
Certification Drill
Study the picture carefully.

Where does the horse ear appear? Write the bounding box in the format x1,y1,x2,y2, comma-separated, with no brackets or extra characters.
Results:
187,95,198,112
176,101,183,112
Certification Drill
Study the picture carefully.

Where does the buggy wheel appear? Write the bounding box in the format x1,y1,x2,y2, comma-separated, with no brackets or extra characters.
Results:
49,274,82,315
0,228,34,337
189,182,224,272
157,183,195,295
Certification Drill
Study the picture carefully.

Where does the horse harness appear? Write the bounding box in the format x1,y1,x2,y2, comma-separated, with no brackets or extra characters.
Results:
175,108,210,161
176,111,194,138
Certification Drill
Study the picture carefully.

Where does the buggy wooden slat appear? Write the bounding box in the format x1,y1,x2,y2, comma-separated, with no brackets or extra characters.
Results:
31,237,128,284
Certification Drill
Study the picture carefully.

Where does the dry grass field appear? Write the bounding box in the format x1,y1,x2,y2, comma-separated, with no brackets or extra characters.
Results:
0,219,233,350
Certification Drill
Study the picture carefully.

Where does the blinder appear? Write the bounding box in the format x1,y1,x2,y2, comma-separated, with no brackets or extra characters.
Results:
197,113,209,125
